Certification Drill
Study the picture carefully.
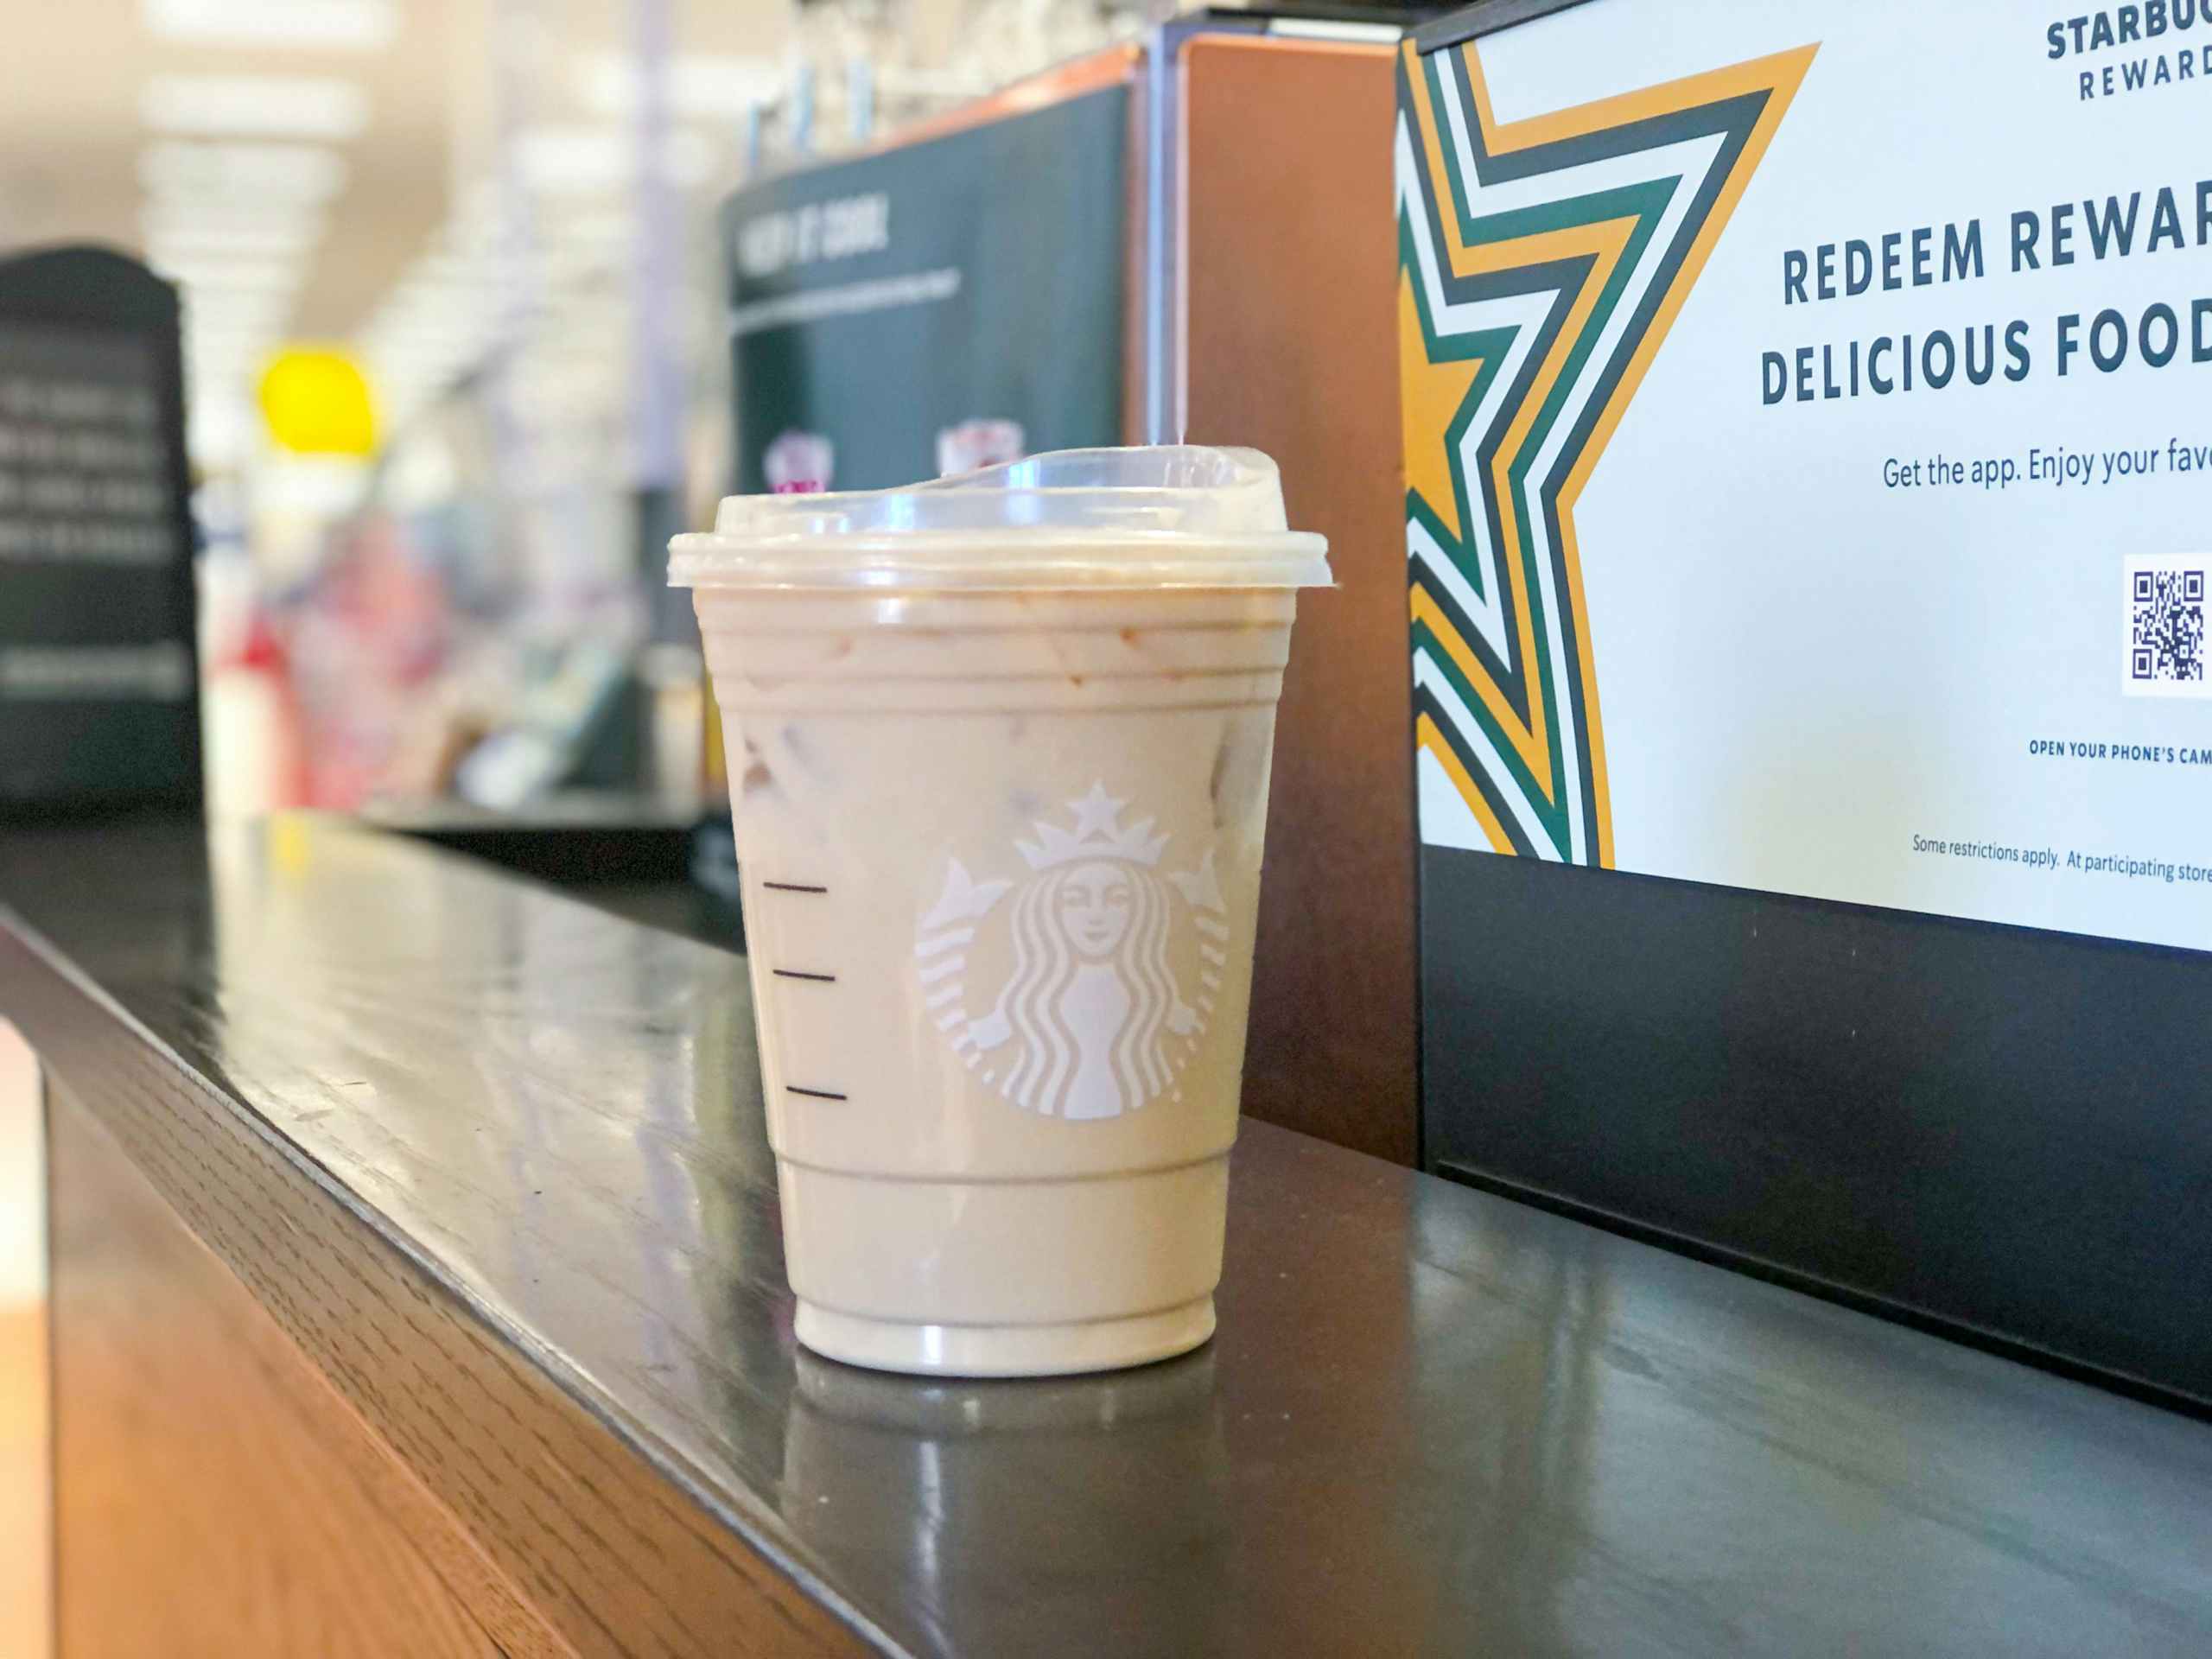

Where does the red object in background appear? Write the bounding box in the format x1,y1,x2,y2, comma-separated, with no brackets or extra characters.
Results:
205,606,310,810
283,513,458,809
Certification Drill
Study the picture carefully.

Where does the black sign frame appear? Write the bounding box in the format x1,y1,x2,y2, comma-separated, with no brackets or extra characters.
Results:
0,245,200,819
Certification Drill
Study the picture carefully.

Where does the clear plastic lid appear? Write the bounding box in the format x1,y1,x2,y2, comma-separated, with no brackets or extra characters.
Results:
667,445,1331,590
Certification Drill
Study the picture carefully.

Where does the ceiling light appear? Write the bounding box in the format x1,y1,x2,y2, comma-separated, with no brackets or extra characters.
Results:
141,0,397,51
182,301,289,334
144,224,322,264
142,75,369,141
185,333,284,363
183,287,289,312
139,141,347,203
156,246,309,277
160,257,306,292
188,336,279,359
145,224,321,256
367,330,480,359
578,53,781,122
514,125,713,196
188,353,271,381
142,201,330,244
377,291,488,324
408,252,495,288
556,208,632,246
188,359,278,384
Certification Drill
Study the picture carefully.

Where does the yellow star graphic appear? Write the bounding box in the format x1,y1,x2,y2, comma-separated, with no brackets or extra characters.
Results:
1398,268,1483,543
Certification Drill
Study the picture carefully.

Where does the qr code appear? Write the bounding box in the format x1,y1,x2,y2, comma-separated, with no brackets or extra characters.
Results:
2125,558,2208,697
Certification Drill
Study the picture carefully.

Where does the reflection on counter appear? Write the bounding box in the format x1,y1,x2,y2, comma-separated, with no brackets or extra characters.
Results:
783,1350,1230,1656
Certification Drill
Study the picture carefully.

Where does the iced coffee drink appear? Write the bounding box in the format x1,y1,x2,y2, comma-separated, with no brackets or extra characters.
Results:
672,447,1329,1376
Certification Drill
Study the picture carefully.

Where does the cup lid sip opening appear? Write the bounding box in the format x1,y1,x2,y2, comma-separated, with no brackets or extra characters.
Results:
668,445,1332,591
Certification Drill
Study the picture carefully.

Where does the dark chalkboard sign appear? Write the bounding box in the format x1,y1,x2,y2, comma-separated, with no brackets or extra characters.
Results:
0,245,200,817
722,81,1128,496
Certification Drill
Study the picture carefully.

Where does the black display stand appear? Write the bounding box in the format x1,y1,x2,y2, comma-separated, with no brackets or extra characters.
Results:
1421,848,2212,1414
0,245,200,818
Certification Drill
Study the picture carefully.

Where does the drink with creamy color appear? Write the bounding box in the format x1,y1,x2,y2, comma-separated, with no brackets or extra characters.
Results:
672,447,1328,1376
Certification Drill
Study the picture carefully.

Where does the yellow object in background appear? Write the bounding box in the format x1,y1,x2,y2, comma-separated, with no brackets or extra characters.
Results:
257,348,377,456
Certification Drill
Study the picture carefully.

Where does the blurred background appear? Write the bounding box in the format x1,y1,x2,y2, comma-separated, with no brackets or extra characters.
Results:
0,4,1227,1648
0,0,1169,820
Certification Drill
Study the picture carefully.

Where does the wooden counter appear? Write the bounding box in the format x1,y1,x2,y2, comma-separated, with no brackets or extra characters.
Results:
2,817,2208,1656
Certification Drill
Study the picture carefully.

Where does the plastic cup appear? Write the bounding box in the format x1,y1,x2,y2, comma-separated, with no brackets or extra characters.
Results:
671,446,1329,1376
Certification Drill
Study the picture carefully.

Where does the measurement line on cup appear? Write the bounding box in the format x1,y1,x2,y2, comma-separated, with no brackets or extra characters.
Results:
772,968,836,982
786,1085,848,1101
762,880,829,893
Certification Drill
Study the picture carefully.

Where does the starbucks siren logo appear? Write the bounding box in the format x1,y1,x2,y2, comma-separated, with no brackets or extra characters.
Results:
915,783,1231,1120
